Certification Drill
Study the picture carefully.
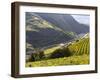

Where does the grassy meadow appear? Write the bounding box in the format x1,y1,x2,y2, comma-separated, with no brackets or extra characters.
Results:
26,54,89,67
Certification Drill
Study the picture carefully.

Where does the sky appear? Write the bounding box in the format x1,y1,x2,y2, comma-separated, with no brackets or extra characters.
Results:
71,15,90,25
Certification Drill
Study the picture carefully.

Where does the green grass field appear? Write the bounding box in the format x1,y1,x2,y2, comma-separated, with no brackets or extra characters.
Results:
26,54,89,67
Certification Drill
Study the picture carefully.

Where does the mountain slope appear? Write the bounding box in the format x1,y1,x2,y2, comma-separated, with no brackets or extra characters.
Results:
26,12,75,49
36,13,89,34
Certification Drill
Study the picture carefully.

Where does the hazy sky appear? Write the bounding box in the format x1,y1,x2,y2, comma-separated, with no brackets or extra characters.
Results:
71,15,90,25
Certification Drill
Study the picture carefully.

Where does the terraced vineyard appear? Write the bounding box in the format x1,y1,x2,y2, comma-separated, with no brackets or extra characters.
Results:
68,38,89,56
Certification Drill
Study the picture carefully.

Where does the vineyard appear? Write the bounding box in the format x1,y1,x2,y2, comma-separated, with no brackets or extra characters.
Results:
68,38,89,55
26,37,90,67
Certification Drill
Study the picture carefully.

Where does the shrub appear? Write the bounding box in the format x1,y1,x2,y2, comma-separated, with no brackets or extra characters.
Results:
50,47,73,59
29,50,45,61
76,39,79,42
39,51,45,59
